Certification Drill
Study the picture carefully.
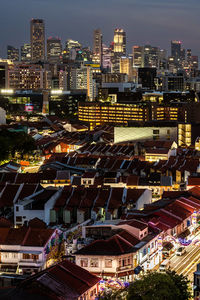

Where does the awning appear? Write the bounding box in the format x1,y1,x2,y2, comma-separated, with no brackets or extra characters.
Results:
134,266,142,275
178,229,190,239
19,250,42,254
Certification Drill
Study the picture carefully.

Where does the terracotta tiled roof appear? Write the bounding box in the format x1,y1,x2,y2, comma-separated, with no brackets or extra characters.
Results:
76,234,134,255
0,227,54,247
14,260,100,299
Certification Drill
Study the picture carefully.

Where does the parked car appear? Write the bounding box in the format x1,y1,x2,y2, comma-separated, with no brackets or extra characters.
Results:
159,259,170,272
176,247,186,256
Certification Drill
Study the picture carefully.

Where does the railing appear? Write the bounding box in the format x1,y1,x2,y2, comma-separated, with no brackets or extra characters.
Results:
19,260,43,266
116,264,133,272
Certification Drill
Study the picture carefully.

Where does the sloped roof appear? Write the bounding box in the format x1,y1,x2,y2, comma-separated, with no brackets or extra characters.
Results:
76,234,134,255
13,260,100,299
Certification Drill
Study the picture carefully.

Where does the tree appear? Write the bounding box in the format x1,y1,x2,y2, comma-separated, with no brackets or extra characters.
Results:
127,271,191,300
166,270,191,300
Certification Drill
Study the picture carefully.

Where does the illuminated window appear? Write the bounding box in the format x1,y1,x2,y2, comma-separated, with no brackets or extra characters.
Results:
90,258,98,267
105,259,112,268
81,258,88,267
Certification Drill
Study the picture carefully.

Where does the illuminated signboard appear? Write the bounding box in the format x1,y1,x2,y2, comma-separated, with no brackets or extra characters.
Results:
25,103,34,112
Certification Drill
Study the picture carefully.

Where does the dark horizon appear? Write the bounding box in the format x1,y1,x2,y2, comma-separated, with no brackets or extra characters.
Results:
1,0,200,57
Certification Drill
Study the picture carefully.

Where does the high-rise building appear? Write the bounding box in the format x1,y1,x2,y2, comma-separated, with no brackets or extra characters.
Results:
171,40,182,69
138,68,157,90
132,46,144,68
71,66,95,100
171,40,181,59
112,29,126,73
30,19,45,61
21,43,31,62
0,61,9,89
8,64,51,90
93,29,102,65
7,46,19,61
144,45,159,68
120,56,133,81
113,29,126,55
47,37,62,63
102,44,112,71
66,39,82,51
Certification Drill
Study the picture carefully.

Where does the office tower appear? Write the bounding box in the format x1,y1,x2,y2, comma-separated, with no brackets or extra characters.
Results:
138,68,157,90
113,29,126,55
7,46,19,61
144,45,159,68
66,39,81,51
158,49,167,71
30,19,45,61
171,40,183,69
187,49,192,65
102,44,112,70
120,56,133,81
112,29,126,73
21,43,31,62
93,29,102,65
71,66,94,100
0,61,9,89
47,37,62,63
191,56,198,71
8,64,51,90
63,39,82,61
132,46,144,68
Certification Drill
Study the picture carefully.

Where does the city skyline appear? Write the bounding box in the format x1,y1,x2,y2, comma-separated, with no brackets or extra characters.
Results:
1,0,200,57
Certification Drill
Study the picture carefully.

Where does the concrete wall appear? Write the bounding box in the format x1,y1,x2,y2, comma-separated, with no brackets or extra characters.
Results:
0,107,6,125
114,126,177,144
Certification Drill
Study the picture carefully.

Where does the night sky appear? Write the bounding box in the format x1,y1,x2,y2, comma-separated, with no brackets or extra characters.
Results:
0,0,199,57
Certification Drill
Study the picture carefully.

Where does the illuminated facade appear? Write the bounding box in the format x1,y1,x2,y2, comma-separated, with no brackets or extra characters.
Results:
71,66,94,100
47,37,62,63
78,102,149,127
112,29,126,73
7,46,19,61
21,43,31,62
93,29,102,65
30,19,45,61
113,29,126,54
8,64,51,90
178,123,191,146
120,56,133,80
132,46,144,68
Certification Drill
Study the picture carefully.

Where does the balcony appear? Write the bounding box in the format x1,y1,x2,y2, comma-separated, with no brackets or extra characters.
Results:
18,260,43,267
116,264,133,272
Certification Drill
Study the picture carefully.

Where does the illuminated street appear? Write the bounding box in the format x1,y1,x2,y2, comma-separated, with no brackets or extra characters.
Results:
166,233,200,283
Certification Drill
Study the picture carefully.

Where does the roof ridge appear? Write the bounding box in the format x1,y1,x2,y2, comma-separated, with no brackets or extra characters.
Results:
57,263,92,288
112,234,132,252
21,227,31,246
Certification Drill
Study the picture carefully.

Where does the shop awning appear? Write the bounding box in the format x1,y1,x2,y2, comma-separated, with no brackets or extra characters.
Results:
178,229,190,239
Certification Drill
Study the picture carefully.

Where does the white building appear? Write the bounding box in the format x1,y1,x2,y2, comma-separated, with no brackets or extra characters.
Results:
114,126,178,144
0,227,56,274
0,107,6,124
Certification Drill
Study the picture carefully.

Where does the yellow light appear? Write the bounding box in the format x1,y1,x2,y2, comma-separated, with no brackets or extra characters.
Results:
51,90,63,95
1,89,14,94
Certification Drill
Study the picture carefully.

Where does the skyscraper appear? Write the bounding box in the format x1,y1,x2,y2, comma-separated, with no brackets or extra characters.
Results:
21,43,31,62
30,19,45,61
132,46,144,68
113,29,126,55
7,45,19,61
171,40,182,67
112,29,126,73
47,37,62,63
120,56,133,81
93,29,102,65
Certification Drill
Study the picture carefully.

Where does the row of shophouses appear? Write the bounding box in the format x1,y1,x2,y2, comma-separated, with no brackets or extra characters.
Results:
0,186,200,281
74,187,200,281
